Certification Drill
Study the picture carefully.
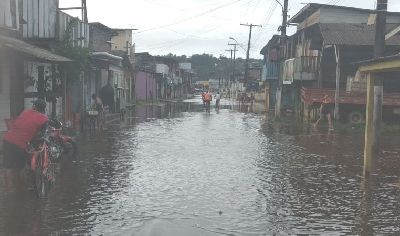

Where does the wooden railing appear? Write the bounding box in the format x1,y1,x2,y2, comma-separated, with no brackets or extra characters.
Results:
293,56,320,73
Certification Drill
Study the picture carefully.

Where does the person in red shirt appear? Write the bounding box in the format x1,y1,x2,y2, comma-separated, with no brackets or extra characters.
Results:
3,99,48,171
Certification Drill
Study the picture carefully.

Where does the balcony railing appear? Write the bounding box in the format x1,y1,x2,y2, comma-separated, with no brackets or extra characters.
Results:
294,56,319,73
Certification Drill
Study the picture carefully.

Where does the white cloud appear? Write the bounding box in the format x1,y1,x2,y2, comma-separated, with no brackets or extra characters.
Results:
60,0,400,58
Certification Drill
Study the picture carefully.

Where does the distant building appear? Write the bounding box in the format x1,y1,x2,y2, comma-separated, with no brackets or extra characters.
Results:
111,29,135,59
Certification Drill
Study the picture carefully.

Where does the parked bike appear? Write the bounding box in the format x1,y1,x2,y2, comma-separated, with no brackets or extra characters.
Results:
29,138,54,198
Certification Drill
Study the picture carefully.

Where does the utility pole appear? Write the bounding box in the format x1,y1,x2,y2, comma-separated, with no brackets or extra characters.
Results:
226,46,238,88
241,23,262,90
372,0,386,153
275,0,289,117
225,49,233,89
364,0,387,178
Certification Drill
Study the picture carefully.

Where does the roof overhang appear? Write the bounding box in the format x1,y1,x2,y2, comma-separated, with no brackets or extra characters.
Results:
91,52,123,61
358,55,400,73
0,35,71,62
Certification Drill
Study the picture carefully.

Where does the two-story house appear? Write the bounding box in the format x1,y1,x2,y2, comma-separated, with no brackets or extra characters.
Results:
18,0,89,129
0,0,72,132
263,3,400,122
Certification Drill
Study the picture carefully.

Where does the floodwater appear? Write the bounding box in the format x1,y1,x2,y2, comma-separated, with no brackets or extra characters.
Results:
1,97,400,235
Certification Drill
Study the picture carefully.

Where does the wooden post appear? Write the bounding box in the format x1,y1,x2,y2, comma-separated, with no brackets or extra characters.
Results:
51,64,57,119
364,0,387,176
373,83,383,152
265,85,270,111
364,73,375,178
334,45,340,120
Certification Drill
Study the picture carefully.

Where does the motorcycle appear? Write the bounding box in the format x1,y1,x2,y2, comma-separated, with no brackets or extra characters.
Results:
48,119,78,161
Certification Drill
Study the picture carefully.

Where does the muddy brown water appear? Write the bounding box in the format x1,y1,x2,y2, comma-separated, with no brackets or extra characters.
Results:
1,97,400,235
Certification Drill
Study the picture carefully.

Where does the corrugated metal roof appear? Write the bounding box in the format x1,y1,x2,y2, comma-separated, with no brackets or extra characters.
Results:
319,23,400,46
0,35,71,62
260,35,280,55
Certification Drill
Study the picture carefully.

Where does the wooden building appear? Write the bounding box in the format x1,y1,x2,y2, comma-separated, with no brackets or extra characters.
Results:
0,1,72,132
262,3,400,122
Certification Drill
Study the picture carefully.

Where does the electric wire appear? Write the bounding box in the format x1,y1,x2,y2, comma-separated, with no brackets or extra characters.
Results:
136,0,246,34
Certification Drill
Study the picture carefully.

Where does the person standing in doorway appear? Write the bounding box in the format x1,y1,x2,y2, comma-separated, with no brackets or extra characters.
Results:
314,94,334,130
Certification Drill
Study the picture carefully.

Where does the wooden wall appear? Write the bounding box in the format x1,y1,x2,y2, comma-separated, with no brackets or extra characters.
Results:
21,0,89,47
22,0,58,38
58,11,89,47
0,0,19,30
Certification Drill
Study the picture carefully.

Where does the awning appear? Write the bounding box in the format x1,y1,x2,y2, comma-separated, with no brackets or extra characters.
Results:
0,35,71,62
91,52,123,61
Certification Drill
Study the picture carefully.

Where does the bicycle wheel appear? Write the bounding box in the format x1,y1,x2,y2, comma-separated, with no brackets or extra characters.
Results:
32,151,50,198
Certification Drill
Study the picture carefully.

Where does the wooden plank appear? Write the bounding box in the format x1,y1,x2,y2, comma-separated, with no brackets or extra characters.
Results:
33,0,39,37
22,0,27,37
385,24,400,40
4,0,11,27
334,45,340,120
15,0,20,30
359,60,400,73
39,0,44,38
0,1,5,27
27,0,33,37
48,0,56,38
43,0,48,37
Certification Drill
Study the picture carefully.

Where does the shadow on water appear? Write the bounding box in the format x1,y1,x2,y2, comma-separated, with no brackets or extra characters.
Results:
1,97,400,235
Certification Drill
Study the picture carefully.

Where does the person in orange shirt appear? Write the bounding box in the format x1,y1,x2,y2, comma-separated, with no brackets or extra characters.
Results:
204,90,213,113
201,91,206,107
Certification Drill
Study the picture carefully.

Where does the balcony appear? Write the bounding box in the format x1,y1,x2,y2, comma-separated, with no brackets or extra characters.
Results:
262,62,279,80
283,56,320,84
21,1,89,47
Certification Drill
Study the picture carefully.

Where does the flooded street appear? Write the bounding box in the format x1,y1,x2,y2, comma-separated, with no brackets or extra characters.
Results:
1,97,400,235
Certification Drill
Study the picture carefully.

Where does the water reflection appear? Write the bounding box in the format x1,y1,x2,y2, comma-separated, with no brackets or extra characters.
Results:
1,98,400,235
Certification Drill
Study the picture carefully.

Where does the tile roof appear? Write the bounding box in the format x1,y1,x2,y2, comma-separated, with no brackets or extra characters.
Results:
319,23,400,46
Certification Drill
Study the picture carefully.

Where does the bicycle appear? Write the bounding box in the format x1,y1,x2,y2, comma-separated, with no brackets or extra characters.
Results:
29,139,55,198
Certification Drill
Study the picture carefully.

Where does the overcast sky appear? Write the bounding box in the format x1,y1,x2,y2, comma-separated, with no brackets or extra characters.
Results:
59,0,400,59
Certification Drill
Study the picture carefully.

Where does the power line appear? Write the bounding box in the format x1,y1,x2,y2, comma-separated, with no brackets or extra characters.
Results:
253,0,279,45
136,0,245,34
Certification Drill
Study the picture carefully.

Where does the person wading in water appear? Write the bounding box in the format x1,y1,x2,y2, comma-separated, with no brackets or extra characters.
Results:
314,94,334,131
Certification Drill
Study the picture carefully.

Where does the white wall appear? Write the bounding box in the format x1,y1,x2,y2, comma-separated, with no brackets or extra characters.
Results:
156,64,169,74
